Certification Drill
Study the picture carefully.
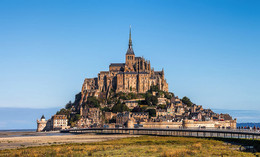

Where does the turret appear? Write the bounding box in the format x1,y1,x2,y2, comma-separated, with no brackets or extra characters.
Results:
37,115,47,132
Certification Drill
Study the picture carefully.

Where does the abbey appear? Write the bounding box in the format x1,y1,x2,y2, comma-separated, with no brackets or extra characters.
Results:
81,28,168,100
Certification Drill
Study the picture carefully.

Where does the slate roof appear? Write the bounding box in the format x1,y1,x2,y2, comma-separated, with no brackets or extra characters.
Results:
109,63,125,67
41,115,45,119
154,71,162,75
126,46,135,55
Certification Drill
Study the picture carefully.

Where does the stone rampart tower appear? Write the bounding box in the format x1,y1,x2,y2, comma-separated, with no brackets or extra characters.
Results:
36,115,47,132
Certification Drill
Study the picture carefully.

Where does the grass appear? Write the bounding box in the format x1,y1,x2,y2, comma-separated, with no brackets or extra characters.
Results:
0,136,259,157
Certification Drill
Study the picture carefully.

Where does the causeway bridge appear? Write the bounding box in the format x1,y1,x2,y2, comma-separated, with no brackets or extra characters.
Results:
60,128,260,140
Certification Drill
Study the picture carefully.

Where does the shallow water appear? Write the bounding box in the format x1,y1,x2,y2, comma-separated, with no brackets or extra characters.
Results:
0,131,72,138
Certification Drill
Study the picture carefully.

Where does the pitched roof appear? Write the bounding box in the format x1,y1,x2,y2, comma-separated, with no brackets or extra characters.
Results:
126,46,135,55
41,115,45,119
109,63,125,67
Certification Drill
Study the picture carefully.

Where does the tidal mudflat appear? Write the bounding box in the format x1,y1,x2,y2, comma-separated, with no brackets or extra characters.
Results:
0,132,137,150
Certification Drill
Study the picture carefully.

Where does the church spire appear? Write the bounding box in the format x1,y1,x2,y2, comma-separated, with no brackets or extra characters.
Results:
129,25,132,48
126,25,135,55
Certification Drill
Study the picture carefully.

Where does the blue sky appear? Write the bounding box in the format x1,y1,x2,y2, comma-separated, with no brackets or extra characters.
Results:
0,0,259,114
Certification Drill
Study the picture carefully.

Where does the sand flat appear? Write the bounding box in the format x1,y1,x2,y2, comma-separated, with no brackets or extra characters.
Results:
0,133,138,150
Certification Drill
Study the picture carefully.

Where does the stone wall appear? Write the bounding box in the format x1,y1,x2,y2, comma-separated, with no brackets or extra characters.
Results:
140,122,182,129
183,119,237,129
140,120,237,129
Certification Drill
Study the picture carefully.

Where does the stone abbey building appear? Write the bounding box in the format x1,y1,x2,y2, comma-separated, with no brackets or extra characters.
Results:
81,28,168,101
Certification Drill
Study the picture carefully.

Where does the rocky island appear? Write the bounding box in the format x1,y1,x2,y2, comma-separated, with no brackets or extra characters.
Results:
37,28,236,132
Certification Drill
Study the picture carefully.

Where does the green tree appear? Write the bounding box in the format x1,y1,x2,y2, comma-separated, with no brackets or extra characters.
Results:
132,106,141,112
74,114,81,121
144,92,158,106
151,96,158,105
149,85,160,93
157,104,166,109
126,93,137,100
101,107,111,112
146,109,156,118
56,108,70,116
65,101,73,109
164,92,174,99
182,96,193,107
111,101,129,113
72,92,82,109
107,99,112,104
84,96,100,108
157,91,164,98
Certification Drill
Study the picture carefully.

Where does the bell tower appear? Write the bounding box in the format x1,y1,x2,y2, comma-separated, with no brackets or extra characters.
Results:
125,25,135,67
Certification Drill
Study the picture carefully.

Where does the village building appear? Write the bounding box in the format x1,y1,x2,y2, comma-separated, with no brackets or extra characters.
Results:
104,112,117,122
156,109,168,117
78,107,102,128
116,112,130,126
116,112,149,126
166,103,175,116
51,115,68,130
157,97,168,105
37,115,68,131
131,112,149,122
124,99,141,109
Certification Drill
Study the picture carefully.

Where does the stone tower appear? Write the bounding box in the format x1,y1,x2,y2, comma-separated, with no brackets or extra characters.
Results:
37,115,47,132
125,26,135,71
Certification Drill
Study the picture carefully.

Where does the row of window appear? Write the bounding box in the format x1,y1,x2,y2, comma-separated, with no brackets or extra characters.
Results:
127,56,134,60
54,122,67,124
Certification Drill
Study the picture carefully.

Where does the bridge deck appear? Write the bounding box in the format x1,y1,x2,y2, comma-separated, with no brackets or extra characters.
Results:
60,128,260,140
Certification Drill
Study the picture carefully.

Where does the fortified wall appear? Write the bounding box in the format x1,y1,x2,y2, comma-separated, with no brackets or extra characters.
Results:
139,119,237,129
